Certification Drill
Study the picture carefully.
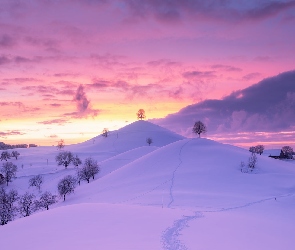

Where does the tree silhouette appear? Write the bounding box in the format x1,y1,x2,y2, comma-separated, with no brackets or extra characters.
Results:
0,151,10,161
102,128,109,137
55,151,76,169
146,137,153,146
11,151,20,160
0,162,17,186
192,121,207,138
58,175,77,201
136,109,146,120
281,146,294,159
57,139,65,150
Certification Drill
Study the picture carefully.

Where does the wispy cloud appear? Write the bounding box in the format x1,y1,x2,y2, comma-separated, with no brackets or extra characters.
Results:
0,130,25,138
38,119,69,125
182,70,216,79
0,101,24,108
242,72,261,81
211,64,242,72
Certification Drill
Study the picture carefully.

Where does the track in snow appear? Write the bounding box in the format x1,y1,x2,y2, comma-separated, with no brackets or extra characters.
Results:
162,192,295,250
162,212,202,250
168,139,192,208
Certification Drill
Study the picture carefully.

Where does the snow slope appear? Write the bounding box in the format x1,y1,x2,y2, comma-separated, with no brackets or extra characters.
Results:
67,138,295,209
1,121,295,250
68,120,185,159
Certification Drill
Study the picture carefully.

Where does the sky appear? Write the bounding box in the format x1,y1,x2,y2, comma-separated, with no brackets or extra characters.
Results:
0,0,295,147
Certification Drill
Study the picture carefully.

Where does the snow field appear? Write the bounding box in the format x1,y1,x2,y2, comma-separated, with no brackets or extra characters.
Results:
1,120,295,249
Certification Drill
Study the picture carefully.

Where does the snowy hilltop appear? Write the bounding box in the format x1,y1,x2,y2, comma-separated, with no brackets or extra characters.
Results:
1,121,295,250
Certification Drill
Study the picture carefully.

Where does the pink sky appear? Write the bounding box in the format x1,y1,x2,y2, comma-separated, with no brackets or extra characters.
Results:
1,0,295,147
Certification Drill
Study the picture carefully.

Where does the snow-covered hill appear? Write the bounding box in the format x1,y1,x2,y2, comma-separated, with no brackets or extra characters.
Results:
1,121,295,250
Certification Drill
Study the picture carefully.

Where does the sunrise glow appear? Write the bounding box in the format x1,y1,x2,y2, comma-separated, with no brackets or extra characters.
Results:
1,0,295,148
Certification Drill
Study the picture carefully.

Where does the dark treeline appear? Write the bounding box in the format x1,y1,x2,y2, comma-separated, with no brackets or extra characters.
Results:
0,142,37,150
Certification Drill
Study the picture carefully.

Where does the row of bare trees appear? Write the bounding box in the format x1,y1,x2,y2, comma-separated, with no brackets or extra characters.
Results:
0,151,20,161
0,188,57,225
55,155,100,201
1,155,100,225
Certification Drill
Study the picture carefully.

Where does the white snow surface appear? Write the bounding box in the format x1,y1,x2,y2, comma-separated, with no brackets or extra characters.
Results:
1,121,295,249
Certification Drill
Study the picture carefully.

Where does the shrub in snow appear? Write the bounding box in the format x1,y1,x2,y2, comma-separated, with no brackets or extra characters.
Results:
37,191,58,210
192,121,207,138
240,161,247,173
18,192,38,217
55,151,77,169
58,175,77,201
11,151,20,160
240,153,258,173
146,137,153,146
29,175,43,191
248,153,257,170
0,162,17,186
0,188,18,225
0,151,11,161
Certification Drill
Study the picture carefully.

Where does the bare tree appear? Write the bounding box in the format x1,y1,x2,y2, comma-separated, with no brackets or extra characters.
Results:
84,157,99,180
76,168,83,185
38,191,57,210
281,146,294,159
255,145,264,155
58,175,77,201
72,155,82,167
55,151,75,169
0,173,4,185
136,109,146,120
7,189,18,208
146,137,153,146
78,158,99,183
192,121,207,138
0,162,17,186
78,166,92,183
249,145,265,155
240,161,247,173
0,188,18,225
102,128,109,137
249,146,256,154
57,139,65,150
11,151,20,160
29,175,43,191
0,151,11,161
18,192,37,217
248,153,258,170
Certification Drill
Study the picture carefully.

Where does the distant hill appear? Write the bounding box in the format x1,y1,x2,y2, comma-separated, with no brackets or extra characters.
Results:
67,120,185,161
